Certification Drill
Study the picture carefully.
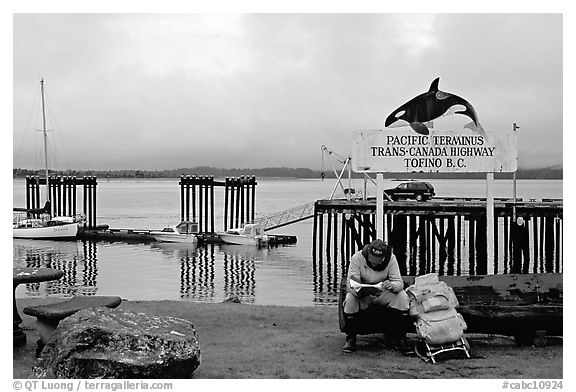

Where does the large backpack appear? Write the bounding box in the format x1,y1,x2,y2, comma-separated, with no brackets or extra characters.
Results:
406,273,467,345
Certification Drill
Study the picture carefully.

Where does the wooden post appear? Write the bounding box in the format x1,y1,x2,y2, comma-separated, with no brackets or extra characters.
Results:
376,173,384,239
204,177,209,233
251,176,256,222
235,180,241,228
486,172,495,267
191,176,196,222
312,204,318,262
210,177,215,233
326,212,332,257
224,178,229,231
469,218,475,275
318,211,324,262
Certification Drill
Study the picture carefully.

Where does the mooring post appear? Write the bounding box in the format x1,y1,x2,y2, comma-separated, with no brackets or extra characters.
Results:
251,176,256,222
312,203,318,262
235,179,241,228
204,176,209,233
240,176,245,226
210,177,215,233
224,178,229,231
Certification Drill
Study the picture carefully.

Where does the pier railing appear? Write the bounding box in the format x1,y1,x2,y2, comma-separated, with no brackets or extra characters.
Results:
251,201,316,231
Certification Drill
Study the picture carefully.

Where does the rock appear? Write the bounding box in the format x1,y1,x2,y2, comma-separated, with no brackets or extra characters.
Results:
31,308,200,379
223,296,241,303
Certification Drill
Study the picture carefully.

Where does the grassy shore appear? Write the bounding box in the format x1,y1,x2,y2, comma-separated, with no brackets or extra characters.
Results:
14,298,562,379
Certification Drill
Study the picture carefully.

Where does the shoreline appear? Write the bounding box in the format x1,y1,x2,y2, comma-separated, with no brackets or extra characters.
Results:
14,297,562,379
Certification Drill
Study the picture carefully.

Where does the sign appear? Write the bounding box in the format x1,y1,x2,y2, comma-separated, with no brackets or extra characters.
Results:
352,129,517,173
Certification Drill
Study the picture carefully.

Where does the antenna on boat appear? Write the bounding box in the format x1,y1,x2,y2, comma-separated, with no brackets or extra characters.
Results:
40,78,50,204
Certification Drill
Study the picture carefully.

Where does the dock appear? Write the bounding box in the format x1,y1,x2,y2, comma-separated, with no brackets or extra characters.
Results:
78,227,297,246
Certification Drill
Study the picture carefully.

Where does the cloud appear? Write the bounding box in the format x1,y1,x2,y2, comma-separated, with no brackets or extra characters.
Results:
13,13,562,170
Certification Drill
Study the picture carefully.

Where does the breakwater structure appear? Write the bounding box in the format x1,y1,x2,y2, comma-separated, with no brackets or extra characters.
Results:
22,175,99,228
20,174,296,245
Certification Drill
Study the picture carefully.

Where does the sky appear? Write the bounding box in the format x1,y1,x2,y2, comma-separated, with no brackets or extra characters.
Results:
11,12,563,171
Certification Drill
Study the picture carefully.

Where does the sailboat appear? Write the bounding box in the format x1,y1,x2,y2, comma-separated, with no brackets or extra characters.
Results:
13,79,81,240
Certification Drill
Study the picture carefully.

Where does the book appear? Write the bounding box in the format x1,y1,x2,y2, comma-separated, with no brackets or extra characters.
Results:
350,280,385,297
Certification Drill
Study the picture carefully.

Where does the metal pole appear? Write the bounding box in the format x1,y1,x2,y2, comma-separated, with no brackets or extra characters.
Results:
40,79,50,203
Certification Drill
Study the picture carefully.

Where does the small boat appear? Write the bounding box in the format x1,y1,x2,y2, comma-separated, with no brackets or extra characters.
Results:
218,223,270,246
13,201,84,240
150,221,199,243
13,211,80,240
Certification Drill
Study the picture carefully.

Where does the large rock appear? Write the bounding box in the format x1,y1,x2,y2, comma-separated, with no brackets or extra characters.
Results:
31,308,201,379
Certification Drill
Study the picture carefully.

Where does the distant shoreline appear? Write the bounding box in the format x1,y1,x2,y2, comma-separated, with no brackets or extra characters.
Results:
13,166,563,180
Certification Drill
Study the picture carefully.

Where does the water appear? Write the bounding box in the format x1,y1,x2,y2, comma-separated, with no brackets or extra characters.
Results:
12,177,562,306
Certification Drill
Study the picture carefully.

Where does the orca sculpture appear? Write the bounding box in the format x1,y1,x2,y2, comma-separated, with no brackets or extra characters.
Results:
385,78,483,135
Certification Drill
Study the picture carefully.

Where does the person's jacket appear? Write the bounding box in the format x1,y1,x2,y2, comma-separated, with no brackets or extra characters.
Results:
346,244,404,296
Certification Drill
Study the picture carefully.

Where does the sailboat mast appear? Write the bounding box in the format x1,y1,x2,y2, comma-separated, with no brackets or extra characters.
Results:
40,78,50,203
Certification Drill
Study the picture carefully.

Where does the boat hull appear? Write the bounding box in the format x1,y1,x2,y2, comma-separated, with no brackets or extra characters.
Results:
219,234,261,246
150,232,198,244
13,223,78,240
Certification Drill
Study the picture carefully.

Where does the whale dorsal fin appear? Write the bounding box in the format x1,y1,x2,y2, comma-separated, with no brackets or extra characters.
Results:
428,77,440,92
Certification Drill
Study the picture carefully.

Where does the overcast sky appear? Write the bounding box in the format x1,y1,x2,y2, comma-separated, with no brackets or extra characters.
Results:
12,13,562,171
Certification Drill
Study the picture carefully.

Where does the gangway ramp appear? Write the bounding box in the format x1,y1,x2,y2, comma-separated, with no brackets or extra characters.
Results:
253,191,368,231
252,201,316,231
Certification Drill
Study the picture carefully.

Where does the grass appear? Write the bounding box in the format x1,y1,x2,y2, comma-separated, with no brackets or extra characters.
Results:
14,298,563,379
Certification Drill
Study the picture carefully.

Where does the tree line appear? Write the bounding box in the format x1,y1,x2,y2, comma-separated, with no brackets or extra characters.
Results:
13,165,562,180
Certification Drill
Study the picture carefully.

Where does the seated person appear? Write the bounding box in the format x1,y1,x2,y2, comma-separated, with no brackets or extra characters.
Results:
342,239,410,353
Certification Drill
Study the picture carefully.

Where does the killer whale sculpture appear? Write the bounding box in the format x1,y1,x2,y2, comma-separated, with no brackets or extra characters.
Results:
385,78,484,135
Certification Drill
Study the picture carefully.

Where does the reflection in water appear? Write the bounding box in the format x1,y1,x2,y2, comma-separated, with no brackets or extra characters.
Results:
80,241,98,296
12,239,98,297
153,243,217,301
312,254,344,306
220,245,256,304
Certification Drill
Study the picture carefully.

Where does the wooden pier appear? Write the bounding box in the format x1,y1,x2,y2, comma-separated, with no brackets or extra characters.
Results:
313,196,562,276
317,196,563,340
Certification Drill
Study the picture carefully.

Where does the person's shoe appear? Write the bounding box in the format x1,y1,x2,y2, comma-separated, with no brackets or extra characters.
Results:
342,335,357,353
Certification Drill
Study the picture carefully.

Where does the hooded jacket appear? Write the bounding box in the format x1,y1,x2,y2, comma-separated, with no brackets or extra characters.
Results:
346,244,404,295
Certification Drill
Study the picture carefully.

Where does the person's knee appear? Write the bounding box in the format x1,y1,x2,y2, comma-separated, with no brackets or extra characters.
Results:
343,293,360,313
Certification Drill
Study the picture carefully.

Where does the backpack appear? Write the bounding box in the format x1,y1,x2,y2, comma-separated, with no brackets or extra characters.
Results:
406,273,467,345
407,280,459,317
414,308,468,345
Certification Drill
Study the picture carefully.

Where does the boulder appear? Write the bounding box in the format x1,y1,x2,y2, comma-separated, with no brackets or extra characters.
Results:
31,308,200,379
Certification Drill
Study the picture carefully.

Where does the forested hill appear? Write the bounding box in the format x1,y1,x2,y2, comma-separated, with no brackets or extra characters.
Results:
13,166,562,180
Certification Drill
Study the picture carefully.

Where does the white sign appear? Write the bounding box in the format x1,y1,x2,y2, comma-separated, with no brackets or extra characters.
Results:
352,129,517,173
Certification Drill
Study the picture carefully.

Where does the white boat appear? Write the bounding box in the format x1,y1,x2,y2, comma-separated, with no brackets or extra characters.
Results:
218,223,270,246
12,79,83,240
13,214,79,240
150,221,199,243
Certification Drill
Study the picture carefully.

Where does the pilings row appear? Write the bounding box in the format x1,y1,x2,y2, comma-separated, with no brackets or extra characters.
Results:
25,176,98,228
179,175,257,233
224,176,257,231
312,200,563,278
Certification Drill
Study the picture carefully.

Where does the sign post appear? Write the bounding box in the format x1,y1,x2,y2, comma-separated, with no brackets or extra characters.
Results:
352,129,517,262
376,173,384,239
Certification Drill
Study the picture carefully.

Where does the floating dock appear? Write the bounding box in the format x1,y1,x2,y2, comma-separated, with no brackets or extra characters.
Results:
78,227,297,246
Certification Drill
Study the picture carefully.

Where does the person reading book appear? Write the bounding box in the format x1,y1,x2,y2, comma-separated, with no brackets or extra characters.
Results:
342,239,410,353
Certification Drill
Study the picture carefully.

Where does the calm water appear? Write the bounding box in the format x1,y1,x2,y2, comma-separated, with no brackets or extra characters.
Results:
12,178,562,306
